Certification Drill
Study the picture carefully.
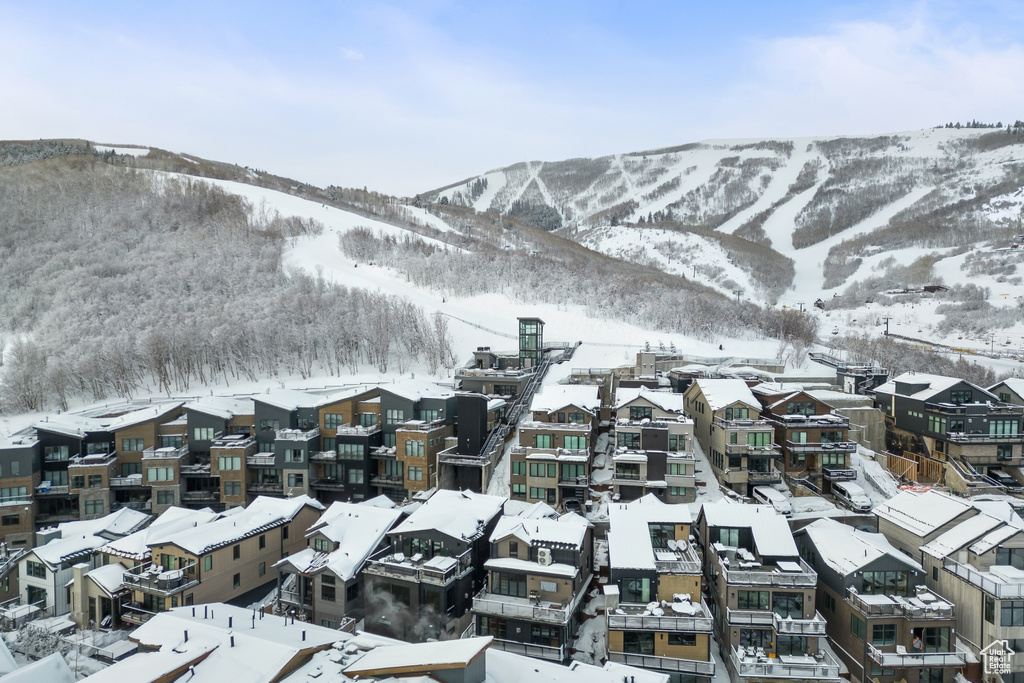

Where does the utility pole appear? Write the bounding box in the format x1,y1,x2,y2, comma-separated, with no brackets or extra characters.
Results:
881,316,891,336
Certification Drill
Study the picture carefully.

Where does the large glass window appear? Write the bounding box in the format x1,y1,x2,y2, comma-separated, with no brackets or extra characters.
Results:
1002,601,1024,627
737,590,769,610
122,438,145,452
648,523,675,549
630,406,653,420
617,431,641,449
871,623,896,645
564,435,586,450
851,614,866,641
323,413,345,429
404,440,424,458
535,434,553,449
748,432,771,447
786,401,815,416
922,627,950,652
623,631,654,654
991,420,1020,436
218,457,241,471
147,467,174,482
997,548,1024,569
385,409,404,425
492,571,527,598
772,592,803,619
511,461,526,476
529,463,556,478
193,427,214,441
561,463,586,481
776,635,806,656
739,630,772,648
861,570,908,595
621,578,651,603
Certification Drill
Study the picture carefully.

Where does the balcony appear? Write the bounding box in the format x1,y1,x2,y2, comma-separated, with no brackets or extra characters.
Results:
786,441,857,454
846,589,955,620
276,427,320,441
247,482,284,495
123,561,199,596
720,557,817,588
334,424,380,436
121,605,158,627
311,478,346,491
775,414,851,429
34,483,71,496
726,608,827,635
111,500,152,512
180,464,211,476
558,475,589,487
957,453,1024,466
69,452,117,467
942,558,1024,598
726,443,781,457
311,450,338,462
364,547,473,587
730,647,839,680
521,420,592,432
926,401,1022,417
608,651,716,677
715,418,773,431
211,435,255,450
945,432,1024,445
109,475,149,488
278,588,311,609
608,598,714,633
822,466,857,481
489,638,565,662
370,474,404,488
143,445,189,460
44,451,77,464
867,644,966,668
473,575,591,625
181,490,220,503
746,466,783,485
246,453,277,467
370,448,397,460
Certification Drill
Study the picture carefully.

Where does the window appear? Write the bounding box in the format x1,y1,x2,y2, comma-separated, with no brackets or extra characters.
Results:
511,483,526,497
511,461,526,476
851,614,866,641
358,413,377,427
561,463,586,481
748,432,771,447
564,435,586,450
492,571,527,598
872,623,897,645
529,487,547,500
669,434,681,451
725,406,749,420
323,413,345,429
986,596,996,624
224,481,241,496
157,490,174,505
0,487,28,503
623,631,655,654
774,593,804,620
8,462,17,477
789,453,806,468
621,577,651,603
737,590,769,610
949,389,972,405
193,427,214,441
288,473,304,488
920,669,944,683
821,452,845,466
407,466,423,482
44,445,69,462
535,434,553,449
218,456,241,471
667,633,697,647
998,444,1014,461
71,476,85,489
233,544,241,560
419,409,440,422
385,409,404,425
667,462,687,476
283,526,289,540
284,449,304,463
161,435,183,448
337,443,363,459
204,556,213,571
991,419,1020,436
997,547,1024,569
122,438,145,452
923,627,950,652
121,462,141,477
259,562,266,577
1002,600,1024,626
26,560,46,579
233,573,241,589
630,406,653,420
861,570,909,595
928,415,948,434
321,575,336,601
823,591,836,613
719,528,739,546
26,585,47,607
617,431,641,449
404,440,424,458
1,514,18,527
258,419,280,432
346,469,363,484
786,401,816,416
88,474,103,488
567,412,585,424
259,534,266,550
147,467,173,482
508,541,518,558
84,500,104,515
739,629,772,648
648,523,675,549
668,486,686,497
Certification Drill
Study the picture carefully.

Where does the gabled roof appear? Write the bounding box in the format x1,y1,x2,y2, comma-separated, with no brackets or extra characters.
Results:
379,380,456,402
990,378,1024,400
530,385,601,415
873,490,976,537
100,506,225,561
391,490,505,542
0,652,74,683
84,563,132,598
613,386,685,413
873,371,996,402
608,494,691,571
699,503,798,558
183,395,255,420
689,379,759,412
919,501,1024,558
30,534,108,571
800,518,922,575
34,402,184,438
490,511,589,550
344,635,491,676
252,388,320,412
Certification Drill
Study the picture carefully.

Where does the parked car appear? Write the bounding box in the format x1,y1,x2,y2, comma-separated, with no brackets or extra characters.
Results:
988,469,1023,491
832,481,872,513
752,486,793,517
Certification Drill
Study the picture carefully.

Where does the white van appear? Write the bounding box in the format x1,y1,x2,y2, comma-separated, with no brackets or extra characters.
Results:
752,486,793,517
832,481,872,513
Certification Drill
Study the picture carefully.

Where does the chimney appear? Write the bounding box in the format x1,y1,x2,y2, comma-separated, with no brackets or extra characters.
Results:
230,635,235,648
228,616,232,628
184,630,189,643
204,606,208,619
302,630,306,641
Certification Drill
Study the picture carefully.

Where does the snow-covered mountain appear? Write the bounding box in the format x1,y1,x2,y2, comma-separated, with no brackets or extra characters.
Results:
425,128,1024,352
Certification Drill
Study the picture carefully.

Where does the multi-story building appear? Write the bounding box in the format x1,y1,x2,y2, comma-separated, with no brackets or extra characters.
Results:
872,372,1024,490
471,503,593,662
605,494,716,682
796,518,965,683
612,387,696,503
875,489,1024,676
696,503,839,683
684,379,782,496
274,499,403,629
753,386,857,493
0,432,40,546
363,489,505,641
991,378,1024,406
510,385,601,508
456,346,537,399
518,317,545,369
119,494,324,626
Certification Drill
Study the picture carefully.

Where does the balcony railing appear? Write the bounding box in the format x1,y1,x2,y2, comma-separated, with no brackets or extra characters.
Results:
957,453,1024,466
247,482,284,495
364,547,472,587
726,608,828,635
943,558,1024,598
370,448,397,460
715,418,773,431
608,598,714,633
489,638,565,662
786,441,857,454
111,500,152,512
370,474,404,488
521,420,592,432
608,651,716,677
926,401,1023,416
945,432,1024,444
867,644,966,668
334,424,380,436
246,453,277,467
747,466,784,484
846,589,955,620
211,435,255,449
559,475,589,486
143,445,189,460
123,561,199,596
822,466,857,481
613,471,643,481
275,427,320,441
311,478,346,491
181,490,220,502
34,483,71,496
730,647,839,680
726,443,781,457
109,475,149,488
278,588,311,608
720,557,817,588
121,604,158,627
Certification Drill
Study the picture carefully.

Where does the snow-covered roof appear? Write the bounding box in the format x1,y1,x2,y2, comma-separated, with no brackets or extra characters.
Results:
485,557,578,578
873,371,995,402
700,503,798,557
278,501,402,581
0,638,17,676
344,636,491,676
490,511,589,549
919,500,1024,558
873,490,976,537
800,518,922,575
380,380,456,402
55,507,150,539
608,494,692,571
614,386,685,413
390,490,505,542
530,385,601,415
33,402,184,438
100,507,224,561
183,395,255,420
85,563,132,598
157,495,324,556
690,379,759,412
30,534,108,570
486,648,669,683
0,652,74,683
253,388,320,411
991,377,1024,400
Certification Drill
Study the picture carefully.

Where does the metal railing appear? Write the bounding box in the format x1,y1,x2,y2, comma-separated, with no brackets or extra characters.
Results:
334,424,380,436
275,427,320,441
247,482,284,494
311,478,346,490
867,643,966,668
609,651,716,676
608,598,714,632
121,604,158,626
730,647,839,680
473,575,591,625
246,453,277,467
370,474,404,487
34,484,70,495
109,475,148,488
726,608,828,635
786,441,857,454
490,638,565,662
726,444,782,456
846,590,955,620
181,490,220,502
123,561,199,596
143,445,189,460
278,588,310,608
364,547,472,586
721,557,817,587
211,435,255,449
521,420,592,432
822,466,857,481
943,558,1024,598
111,500,152,512
715,418,773,431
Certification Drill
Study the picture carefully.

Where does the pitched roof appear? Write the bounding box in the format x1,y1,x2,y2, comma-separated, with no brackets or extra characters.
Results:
690,379,759,412
699,503,798,557
31,534,108,571
873,371,996,402
608,494,692,570
614,387,685,413
391,490,505,542
344,636,491,676
85,563,132,598
34,402,184,438
100,506,225,561
490,511,589,549
530,385,601,415
800,518,923,574
183,395,255,420
873,490,976,537
55,507,150,539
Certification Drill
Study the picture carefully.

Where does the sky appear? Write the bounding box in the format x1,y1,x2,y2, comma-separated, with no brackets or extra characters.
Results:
2,1,1024,196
